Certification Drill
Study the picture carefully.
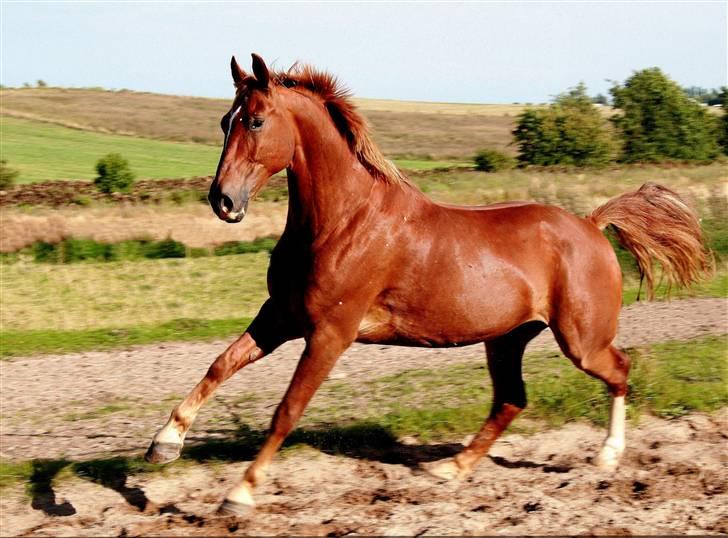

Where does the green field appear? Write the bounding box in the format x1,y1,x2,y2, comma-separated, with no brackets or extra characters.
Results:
0,116,466,183
0,117,221,183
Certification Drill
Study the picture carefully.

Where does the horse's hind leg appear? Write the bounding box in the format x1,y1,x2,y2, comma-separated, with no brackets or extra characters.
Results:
572,345,631,470
552,313,631,470
146,300,294,464
425,321,544,480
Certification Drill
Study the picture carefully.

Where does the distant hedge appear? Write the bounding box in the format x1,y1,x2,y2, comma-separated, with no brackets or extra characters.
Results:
3,236,280,264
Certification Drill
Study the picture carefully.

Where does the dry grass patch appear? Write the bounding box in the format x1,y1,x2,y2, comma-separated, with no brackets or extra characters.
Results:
0,253,269,331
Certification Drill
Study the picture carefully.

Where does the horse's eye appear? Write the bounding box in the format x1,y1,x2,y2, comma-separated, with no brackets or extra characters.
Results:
250,118,264,131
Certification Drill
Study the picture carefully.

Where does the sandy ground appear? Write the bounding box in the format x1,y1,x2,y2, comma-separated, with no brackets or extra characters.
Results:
1,413,726,536
0,297,726,536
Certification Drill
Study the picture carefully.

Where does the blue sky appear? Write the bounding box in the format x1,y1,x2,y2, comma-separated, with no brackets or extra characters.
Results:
1,1,725,103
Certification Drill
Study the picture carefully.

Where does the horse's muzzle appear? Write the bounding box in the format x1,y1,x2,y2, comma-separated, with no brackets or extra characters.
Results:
208,186,249,223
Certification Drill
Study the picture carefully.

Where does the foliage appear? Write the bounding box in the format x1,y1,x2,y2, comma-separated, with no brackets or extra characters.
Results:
21,237,277,264
513,83,617,167
36,80,47,88
718,87,728,155
0,160,19,189
473,148,515,172
30,238,186,263
610,68,720,163
93,153,135,193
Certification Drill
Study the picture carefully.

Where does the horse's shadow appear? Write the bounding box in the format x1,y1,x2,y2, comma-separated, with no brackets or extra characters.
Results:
184,422,465,469
27,458,154,517
25,422,564,516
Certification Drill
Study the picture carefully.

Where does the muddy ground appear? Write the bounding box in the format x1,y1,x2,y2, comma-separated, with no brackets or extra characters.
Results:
1,297,726,536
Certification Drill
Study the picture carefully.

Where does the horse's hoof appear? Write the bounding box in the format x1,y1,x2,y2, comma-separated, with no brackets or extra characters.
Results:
594,446,622,472
422,458,467,481
217,499,255,517
145,441,182,464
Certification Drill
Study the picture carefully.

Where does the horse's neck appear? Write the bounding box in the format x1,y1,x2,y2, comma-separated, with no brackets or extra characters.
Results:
284,106,377,237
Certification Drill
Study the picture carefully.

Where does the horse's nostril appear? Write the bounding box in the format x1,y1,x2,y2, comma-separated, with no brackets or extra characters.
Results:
220,194,234,214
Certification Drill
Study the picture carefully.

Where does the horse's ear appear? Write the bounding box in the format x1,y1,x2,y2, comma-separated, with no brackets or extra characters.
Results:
231,56,246,85
251,53,269,89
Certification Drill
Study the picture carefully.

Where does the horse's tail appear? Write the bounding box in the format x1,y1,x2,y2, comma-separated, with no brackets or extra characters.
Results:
589,182,713,299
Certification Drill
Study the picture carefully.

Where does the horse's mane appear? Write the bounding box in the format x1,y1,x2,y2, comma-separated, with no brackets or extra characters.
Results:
238,65,406,184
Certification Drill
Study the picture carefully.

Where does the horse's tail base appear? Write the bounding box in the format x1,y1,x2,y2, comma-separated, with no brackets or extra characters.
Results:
589,182,713,299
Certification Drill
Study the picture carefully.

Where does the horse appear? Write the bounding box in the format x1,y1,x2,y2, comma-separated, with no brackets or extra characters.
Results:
146,53,711,515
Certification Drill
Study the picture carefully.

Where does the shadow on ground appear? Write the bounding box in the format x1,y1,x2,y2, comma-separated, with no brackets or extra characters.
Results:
22,421,468,515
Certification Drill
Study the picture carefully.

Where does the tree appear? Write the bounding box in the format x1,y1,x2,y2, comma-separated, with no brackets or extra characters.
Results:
610,68,720,162
719,87,728,156
94,153,135,193
36,79,47,88
512,83,617,167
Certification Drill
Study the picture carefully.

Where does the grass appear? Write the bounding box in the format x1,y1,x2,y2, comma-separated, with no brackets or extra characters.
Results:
1,240,725,356
0,115,463,184
0,253,268,332
300,336,728,439
0,117,222,183
0,317,252,358
1,335,724,491
411,162,728,209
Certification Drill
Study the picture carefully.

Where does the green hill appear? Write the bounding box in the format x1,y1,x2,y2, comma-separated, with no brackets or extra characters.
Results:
1,116,221,183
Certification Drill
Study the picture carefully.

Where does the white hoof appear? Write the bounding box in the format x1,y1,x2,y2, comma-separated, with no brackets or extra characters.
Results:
595,441,624,471
422,459,467,481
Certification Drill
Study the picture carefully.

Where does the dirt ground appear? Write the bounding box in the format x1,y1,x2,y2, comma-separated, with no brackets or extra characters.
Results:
1,297,726,536
1,413,726,536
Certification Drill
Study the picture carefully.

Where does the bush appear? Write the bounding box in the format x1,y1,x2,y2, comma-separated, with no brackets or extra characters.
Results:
718,87,728,156
610,68,720,162
0,160,19,190
512,83,617,167
144,238,186,259
473,149,515,172
94,153,135,194
213,236,277,256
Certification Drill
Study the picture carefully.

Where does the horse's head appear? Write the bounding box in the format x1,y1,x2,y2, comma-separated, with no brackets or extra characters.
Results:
208,54,296,223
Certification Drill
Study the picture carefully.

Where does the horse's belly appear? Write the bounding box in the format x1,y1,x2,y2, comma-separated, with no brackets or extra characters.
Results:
355,287,540,347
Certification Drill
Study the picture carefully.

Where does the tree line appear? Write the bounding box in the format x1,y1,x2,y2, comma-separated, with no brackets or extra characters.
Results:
477,68,727,171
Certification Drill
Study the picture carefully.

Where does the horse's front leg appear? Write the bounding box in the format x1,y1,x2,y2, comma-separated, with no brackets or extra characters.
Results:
218,324,354,515
146,300,293,464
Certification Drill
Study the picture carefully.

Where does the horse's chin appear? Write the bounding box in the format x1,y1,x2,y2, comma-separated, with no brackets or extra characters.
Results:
223,213,245,224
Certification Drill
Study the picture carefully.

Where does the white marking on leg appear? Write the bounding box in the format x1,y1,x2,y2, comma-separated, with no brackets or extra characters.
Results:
153,414,185,445
225,481,256,507
596,395,626,470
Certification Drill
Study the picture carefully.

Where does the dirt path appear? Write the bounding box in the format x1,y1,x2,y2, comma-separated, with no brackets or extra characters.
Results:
1,297,726,462
0,297,726,536
1,412,726,536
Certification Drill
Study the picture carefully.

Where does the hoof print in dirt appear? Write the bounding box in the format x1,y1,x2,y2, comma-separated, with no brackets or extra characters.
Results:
145,442,182,464
217,500,255,518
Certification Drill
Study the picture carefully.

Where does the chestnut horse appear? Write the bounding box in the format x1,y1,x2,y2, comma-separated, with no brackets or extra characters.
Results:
147,54,710,515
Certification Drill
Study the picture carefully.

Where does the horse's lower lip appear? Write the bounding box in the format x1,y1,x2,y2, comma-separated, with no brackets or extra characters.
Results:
224,213,244,224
